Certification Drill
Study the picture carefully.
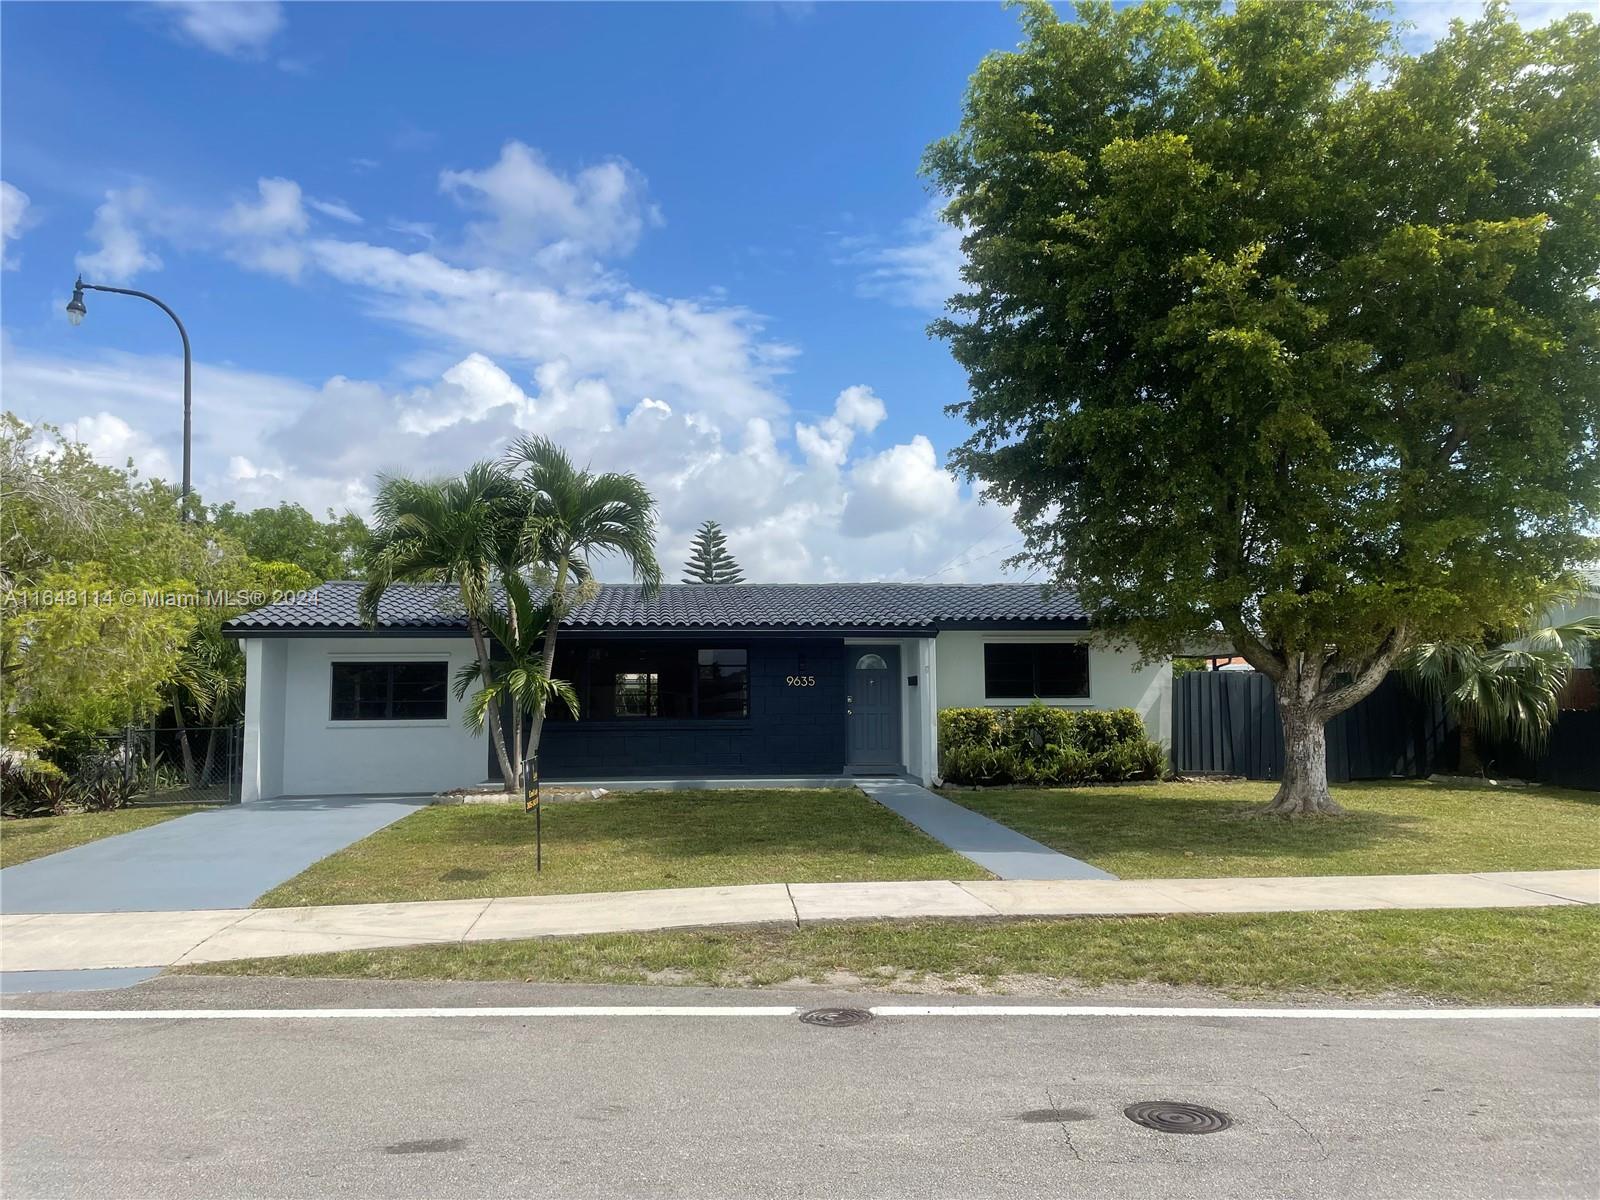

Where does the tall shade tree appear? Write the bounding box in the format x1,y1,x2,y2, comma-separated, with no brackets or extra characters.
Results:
359,464,521,786
208,501,370,582
503,436,662,770
927,0,1600,814
682,520,745,584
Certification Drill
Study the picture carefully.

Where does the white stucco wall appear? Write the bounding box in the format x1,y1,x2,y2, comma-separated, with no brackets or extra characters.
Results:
245,635,485,800
933,630,1172,747
241,637,286,802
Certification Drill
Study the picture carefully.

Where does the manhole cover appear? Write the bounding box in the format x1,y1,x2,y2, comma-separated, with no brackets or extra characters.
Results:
1123,1101,1232,1134
798,1007,873,1027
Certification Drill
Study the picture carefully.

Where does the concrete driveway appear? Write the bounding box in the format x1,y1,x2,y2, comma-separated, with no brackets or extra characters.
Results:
0,796,428,915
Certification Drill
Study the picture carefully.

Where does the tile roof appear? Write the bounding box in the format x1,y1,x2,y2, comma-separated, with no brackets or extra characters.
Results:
226,580,1089,633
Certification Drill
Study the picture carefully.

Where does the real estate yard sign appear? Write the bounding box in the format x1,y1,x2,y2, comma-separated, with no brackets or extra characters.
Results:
523,757,541,873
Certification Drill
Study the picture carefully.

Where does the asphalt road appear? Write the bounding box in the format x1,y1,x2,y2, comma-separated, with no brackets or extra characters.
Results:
2,976,1596,1200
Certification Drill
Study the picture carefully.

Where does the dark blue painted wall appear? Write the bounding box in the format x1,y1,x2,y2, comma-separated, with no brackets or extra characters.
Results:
506,638,849,779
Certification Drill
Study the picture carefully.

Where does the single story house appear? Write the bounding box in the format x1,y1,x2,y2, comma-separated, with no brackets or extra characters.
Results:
225,581,1172,801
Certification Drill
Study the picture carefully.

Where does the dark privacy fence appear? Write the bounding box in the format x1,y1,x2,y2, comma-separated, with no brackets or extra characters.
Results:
1172,670,1598,790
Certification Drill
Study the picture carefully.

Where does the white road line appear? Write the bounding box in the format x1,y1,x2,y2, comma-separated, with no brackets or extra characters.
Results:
871,1005,1600,1020
0,1006,804,1020
1,1004,1595,1021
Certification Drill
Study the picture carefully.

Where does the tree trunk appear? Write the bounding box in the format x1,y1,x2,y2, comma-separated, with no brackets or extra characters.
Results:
505,586,524,780
1262,700,1345,816
525,557,569,766
172,703,198,788
469,617,516,786
1457,712,1483,776
200,724,218,788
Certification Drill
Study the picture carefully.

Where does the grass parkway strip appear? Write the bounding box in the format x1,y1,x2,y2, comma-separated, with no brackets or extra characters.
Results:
5,1005,1596,1021
181,906,1600,1007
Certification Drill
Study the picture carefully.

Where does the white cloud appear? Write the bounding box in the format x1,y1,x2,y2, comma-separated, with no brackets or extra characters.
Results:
307,197,362,225
795,384,886,467
58,412,177,484
223,177,308,237
841,435,960,537
76,189,163,283
153,1,284,58
301,236,796,425
2,341,1016,581
1,181,32,268
220,177,312,278
388,219,435,244
440,140,660,265
851,200,965,313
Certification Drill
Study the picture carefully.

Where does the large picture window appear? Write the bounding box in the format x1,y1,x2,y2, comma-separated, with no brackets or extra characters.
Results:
983,642,1090,700
330,661,449,721
549,644,749,720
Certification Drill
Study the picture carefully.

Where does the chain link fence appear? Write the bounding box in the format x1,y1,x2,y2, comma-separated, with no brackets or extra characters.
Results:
89,725,243,805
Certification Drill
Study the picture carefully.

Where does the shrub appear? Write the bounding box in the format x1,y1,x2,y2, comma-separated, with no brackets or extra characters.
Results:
938,707,1004,751
939,705,1165,786
1002,702,1074,754
74,770,135,813
941,742,1020,785
0,758,71,819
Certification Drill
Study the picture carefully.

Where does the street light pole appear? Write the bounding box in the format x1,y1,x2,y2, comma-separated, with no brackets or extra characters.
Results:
66,276,194,520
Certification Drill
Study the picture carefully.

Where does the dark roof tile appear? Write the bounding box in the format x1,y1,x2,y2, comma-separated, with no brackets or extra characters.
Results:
226,580,1088,633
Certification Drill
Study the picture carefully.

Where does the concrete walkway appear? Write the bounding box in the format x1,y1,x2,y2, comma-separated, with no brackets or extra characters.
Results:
2,869,1592,980
857,778,1116,880
0,795,430,914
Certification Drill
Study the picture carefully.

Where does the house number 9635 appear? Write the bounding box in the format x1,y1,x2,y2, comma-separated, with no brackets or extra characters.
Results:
785,674,817,687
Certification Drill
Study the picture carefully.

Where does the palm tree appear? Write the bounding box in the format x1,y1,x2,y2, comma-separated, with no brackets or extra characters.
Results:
453,572,579,778
165,637,226,787
1402,600,1600,776
360,464,521,785
502,435,661,767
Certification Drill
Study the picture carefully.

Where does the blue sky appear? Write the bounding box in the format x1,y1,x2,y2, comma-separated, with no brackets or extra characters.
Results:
1,1,1588,581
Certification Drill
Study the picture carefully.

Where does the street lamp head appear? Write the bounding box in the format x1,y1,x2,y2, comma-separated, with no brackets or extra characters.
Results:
65,279,87,326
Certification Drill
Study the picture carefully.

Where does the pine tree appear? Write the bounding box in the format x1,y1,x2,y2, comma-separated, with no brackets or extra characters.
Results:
682,520,744,584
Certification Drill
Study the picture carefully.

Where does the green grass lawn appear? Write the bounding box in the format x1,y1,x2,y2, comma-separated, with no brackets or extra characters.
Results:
256,789,989,908
948,780,1600,879
182,906,1600,1006
0,804,204,869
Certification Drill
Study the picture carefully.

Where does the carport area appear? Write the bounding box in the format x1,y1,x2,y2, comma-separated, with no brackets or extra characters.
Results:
0,795,429,915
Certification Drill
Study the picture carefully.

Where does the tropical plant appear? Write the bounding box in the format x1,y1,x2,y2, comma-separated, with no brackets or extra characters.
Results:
1402,604,1600,776
359,464,523,785
501,436,661,769
682,520,744,584
452,572,579,778
927,1,1600,815
0,759,70,819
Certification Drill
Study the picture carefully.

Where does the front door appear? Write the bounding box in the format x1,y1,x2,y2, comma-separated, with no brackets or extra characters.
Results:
847,646,901,773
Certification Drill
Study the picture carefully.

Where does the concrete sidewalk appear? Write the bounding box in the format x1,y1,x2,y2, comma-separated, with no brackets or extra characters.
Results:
1,869,1593,978
857,778,1116,880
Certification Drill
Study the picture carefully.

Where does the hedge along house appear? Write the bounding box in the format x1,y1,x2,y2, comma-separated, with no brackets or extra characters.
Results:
225,581,1172,801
